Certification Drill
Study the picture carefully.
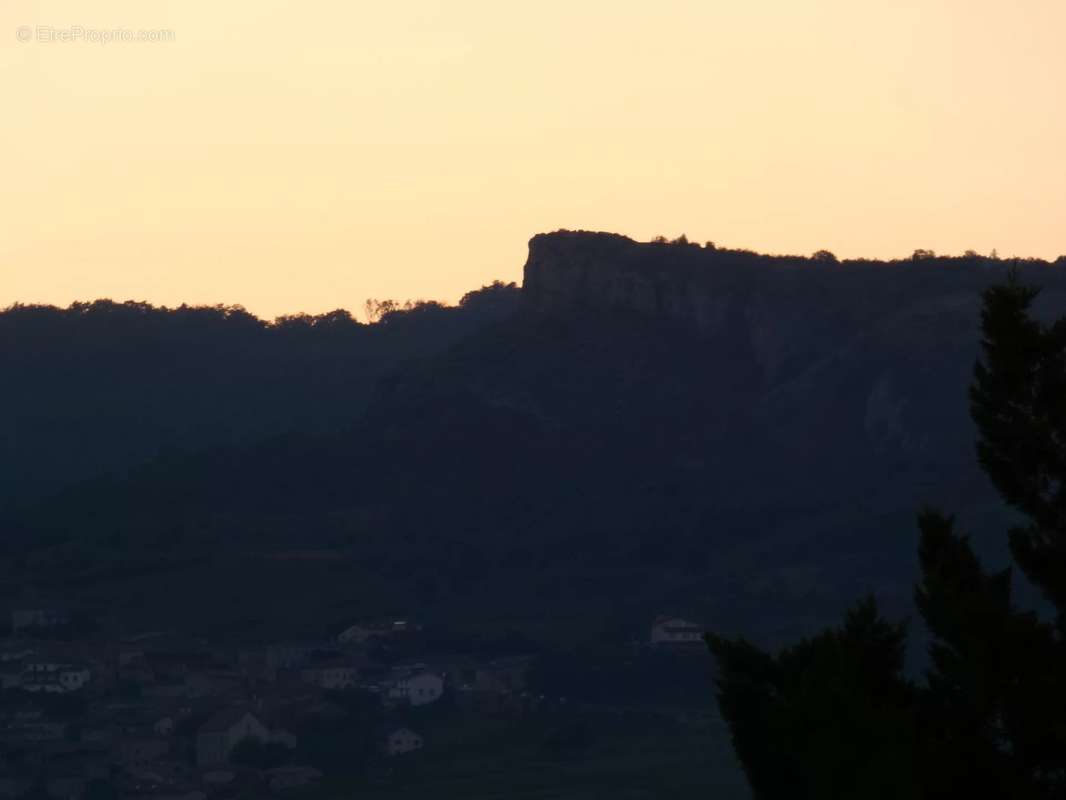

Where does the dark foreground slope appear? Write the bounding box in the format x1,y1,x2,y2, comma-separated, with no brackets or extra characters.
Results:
4,233,1066,644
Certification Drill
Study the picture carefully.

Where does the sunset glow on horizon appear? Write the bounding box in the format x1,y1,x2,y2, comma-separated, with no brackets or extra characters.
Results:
3,0,1065,319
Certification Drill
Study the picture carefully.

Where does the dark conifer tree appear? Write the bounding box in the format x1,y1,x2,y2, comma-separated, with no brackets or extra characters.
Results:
707,272,1066,799
707,599,918,799
970,273,1066,625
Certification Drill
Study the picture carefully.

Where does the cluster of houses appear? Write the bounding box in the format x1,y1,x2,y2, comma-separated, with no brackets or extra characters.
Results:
0,610,548,799
0,608,705,798
0,652,92,695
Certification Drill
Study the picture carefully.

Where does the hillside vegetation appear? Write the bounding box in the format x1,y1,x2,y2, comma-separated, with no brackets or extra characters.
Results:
3,234,1065,645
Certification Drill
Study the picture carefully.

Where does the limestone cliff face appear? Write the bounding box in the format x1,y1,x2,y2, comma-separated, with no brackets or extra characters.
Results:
525,232,796,385
523,231,731,332
520,230,1066,463
522,230,875,384
522,231,1066,381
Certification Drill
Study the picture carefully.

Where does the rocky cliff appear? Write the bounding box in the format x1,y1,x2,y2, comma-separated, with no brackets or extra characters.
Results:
522,230,1066,387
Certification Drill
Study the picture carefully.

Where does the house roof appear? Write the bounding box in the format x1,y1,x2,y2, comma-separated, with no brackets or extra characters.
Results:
653,616,702,628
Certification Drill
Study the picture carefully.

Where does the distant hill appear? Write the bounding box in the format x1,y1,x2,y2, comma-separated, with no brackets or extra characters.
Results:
0,282,520,502
3,233,1064,643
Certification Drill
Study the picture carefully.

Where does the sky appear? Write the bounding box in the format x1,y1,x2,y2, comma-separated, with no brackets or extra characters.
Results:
2,1,1065,319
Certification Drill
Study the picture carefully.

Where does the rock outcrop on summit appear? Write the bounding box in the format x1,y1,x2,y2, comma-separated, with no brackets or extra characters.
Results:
522,230,1066,384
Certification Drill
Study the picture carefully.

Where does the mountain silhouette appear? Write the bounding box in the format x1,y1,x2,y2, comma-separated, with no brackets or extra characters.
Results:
4,232,1065,643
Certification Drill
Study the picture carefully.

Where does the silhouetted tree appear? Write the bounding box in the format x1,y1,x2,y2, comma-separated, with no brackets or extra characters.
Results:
909,508,1064,798
364,298,400,323
707,271,1066,799
707,599,918,799
970,274,1066,623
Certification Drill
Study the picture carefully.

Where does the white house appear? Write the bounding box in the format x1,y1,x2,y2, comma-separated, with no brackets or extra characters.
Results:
650,616,704,644
152,715,175,736
195,707,296,767
336,619,417,644
385,666,443,707
58,665,92,691
195,709,270,766
299,659,359,690
21,662,91,693
382,727,423,757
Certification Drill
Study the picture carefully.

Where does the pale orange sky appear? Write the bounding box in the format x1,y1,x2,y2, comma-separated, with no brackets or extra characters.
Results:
2,1,1065,319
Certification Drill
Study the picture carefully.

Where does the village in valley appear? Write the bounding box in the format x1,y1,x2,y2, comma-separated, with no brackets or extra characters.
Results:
0,609,712,799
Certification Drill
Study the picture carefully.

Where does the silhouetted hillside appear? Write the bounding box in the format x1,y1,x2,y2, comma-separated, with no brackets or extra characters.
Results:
4,233,1066,644
0,282,519,502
